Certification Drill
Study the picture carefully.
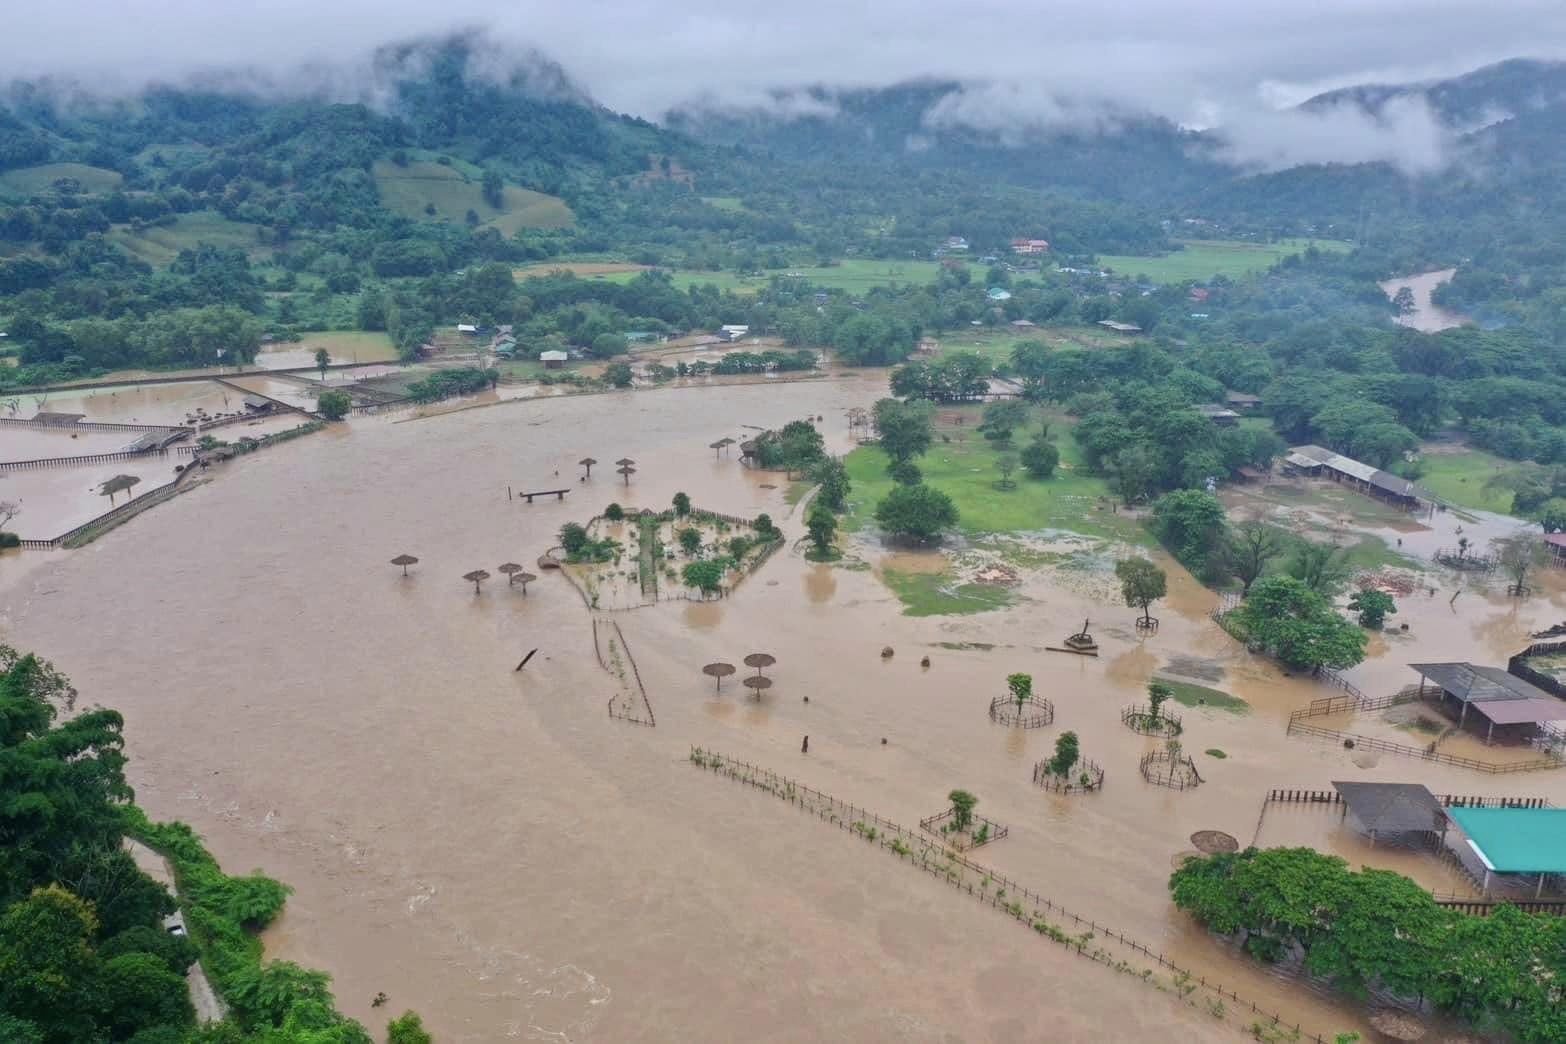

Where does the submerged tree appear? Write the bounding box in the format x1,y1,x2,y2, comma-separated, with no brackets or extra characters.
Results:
948,789,978,832
1048,732,1080,778
314,347,330,379
806,502,837,557
683,560,724,598
1347,589,1397,628
1148,681,1173,721
1496,535,1549,597
1287,542,1351,596
1115,557,1167,627
1223,521,1285,597
1007,672,1032,717
672,491,691,516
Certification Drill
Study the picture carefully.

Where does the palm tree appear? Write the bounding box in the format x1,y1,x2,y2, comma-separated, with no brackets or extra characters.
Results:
463,569,490,594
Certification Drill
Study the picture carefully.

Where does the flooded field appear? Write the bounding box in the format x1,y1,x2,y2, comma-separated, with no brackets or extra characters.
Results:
1381,269,1471,333
0,425,149,460
224,374,325,412
14,380,250,426
2,379,1564,1041
3,454,181,538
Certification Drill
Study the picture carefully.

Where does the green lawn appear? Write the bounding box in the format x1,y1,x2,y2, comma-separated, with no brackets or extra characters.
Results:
584,258,971,295
108,211,267,266
371,160,574,232
842,406,1147,544
1415,448,1516,513
929,324,1135,364
1154,678,1249,714
0,163,123,197
1095,238,1353,284
881,570,1017,616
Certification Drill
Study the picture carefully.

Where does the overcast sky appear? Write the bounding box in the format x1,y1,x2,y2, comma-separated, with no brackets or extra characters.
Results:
5,1,1565,169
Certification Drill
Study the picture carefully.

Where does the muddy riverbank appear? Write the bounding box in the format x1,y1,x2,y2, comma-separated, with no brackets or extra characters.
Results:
2,378,1562,1041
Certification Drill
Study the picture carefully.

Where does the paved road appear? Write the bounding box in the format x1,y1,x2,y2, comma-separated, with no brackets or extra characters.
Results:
125,839,229,1024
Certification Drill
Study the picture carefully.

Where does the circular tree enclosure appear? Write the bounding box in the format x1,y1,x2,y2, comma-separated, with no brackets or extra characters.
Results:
1032,757,1105,795
1120,704,1182,737
988,694,1054,728
1190,830,1239,855
1139,750,1203,790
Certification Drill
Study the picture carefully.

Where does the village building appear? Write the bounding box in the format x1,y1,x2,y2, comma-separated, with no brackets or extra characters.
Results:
539,350,569,370
1010,238,1050,255
1096,320,1142,334
1194,403,1240,426
716,324,750,343
1445,807,1566,898
1282,444,1430,510
1409,662,1566,746
241,395,274,414
1224,391,1262,411
942,235,969,252
985,287,1012,302
456,323,477,334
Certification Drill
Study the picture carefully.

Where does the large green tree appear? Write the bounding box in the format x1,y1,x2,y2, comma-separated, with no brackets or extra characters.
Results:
874,483,958,543
1229,576,1367,672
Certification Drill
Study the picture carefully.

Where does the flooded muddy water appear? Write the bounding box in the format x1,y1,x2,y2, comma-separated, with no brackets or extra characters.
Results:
1381,268,1471,333
0,425,148,460
3,454,183,538
4,379,1565,1041
14,380,249,426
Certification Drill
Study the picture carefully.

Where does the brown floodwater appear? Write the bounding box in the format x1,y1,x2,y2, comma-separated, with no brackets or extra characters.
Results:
15,380,247,426
4,379,1566,1042
1381,269,1471,333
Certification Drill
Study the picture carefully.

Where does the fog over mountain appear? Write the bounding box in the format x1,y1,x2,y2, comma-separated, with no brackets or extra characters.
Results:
3,2,1565,172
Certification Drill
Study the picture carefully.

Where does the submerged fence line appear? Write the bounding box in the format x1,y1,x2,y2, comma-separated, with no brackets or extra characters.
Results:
688,746,1330,1044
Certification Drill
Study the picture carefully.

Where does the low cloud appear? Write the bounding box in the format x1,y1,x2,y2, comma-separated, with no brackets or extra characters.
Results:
1210,95,1457,174
2,2,1565,171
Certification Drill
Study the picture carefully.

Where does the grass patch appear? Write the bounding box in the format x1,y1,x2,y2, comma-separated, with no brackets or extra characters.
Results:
514,260,652,281
882,569,1016,616
842,405,1146,544
109,210,267,266
1415,448,1515,513
372,159,573,231
1155,678,1249,714
1095,238,1352,284
584,258,974,295
1204,748,1228,759
0,162,123,197
928,324,1135,364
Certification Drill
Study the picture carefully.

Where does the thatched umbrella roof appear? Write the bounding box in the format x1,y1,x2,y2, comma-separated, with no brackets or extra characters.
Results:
99,474,142,501
743,652,776,675
617,464,636,485
702,661,736,692
515,571,537,592
742,675,773,698
462,568,490,593
579,457,598,466
391,553,419,576
615,457,635,466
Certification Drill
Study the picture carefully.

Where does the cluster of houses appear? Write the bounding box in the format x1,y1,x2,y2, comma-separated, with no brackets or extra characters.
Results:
934,235,1051,260
1282,443,1431,510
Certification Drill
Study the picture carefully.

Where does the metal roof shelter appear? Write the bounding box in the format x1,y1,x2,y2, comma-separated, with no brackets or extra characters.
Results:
1331,782,1447,842
31,411,85,425
1410,663,1566,743
1285,444,1430,505
1446,807,1566,896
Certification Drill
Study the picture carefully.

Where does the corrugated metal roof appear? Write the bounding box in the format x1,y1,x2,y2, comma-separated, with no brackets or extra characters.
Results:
1448,807,1566,873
